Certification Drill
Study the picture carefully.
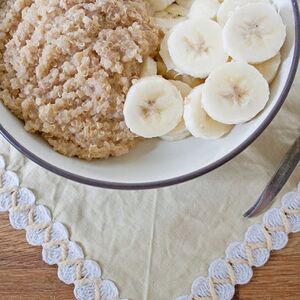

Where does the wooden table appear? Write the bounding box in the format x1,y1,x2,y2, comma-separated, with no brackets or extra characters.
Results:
0,213,300,300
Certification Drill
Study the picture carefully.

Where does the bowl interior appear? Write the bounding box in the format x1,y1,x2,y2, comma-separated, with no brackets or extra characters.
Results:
0,0,298,188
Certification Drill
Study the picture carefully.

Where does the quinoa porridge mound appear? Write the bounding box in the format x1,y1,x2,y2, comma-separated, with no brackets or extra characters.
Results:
0,0,159,159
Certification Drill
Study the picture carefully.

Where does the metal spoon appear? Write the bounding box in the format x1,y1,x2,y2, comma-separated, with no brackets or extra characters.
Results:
244,134,300,218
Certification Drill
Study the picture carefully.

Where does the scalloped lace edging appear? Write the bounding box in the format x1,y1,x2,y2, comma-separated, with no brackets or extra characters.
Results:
0,155,128,300
177,182,300,300
0,155,299,300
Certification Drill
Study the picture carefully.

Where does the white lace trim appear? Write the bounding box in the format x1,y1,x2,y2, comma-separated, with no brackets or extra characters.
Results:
177,182,300,300
1,154,299,300
0,155,127,300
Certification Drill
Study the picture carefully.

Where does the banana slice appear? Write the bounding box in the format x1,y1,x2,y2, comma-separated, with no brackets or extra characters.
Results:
188,0,220,20
124,76,183,138
184,84,233,139
217,0,269,27
157,59,204,87
202,62,270,124
253,53,281,84
155,2,188,18
169,80,192,97
166,2,189,16
153,3,187,33
159,31,183,73
161,80,192,141
152,17,185,33
168,19,228,78
223,3,286,64
161,119,191,141
141,57,157,77
148,0,176,12
175,0,195,8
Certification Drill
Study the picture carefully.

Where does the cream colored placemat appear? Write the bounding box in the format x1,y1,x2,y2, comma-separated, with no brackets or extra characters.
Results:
0,68,299,300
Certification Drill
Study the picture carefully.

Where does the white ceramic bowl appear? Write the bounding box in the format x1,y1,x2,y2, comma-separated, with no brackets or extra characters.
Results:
0,0,299,190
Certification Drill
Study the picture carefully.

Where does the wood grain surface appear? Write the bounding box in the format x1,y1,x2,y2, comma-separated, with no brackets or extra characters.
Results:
0,213,300,300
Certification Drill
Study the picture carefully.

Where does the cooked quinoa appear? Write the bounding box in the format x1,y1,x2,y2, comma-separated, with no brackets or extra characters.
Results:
0,0,159,159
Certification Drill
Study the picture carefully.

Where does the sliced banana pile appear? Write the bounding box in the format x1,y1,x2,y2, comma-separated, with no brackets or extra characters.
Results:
123,0,286,141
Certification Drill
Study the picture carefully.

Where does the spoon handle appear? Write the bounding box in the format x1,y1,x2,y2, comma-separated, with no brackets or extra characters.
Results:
244,134,300,218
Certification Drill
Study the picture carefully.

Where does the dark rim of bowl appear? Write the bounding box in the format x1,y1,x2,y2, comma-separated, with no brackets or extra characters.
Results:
0,0,300,190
